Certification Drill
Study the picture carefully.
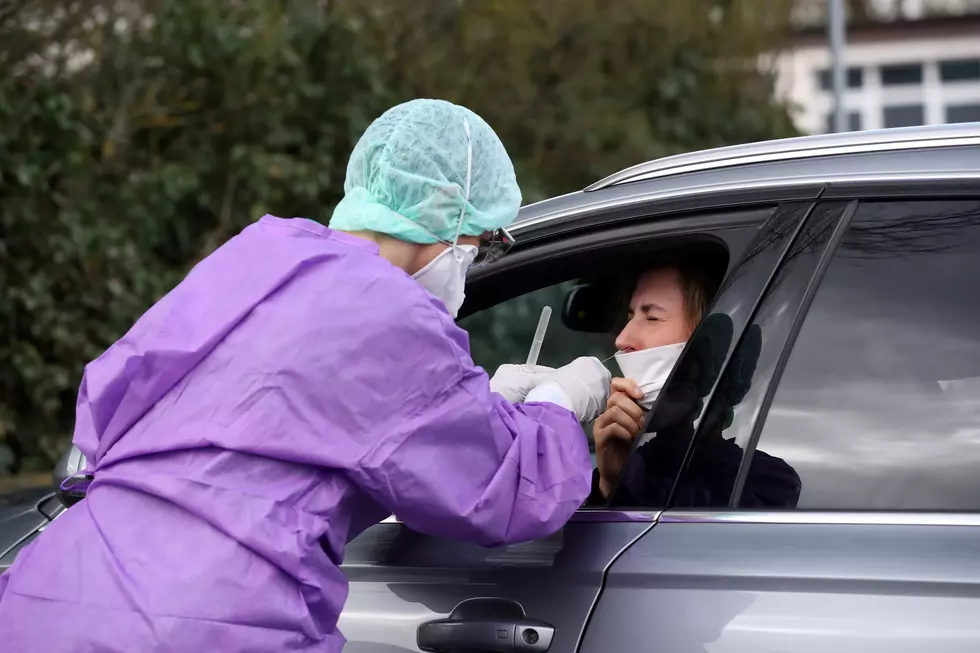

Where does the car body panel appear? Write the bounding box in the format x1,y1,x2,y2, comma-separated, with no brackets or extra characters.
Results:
588,122,980,189
580,516,980,653
0,488,59,569
514,131,980,239
338,518,654,651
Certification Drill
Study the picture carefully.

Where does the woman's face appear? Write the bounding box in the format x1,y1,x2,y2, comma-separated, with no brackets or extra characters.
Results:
615,267,694,353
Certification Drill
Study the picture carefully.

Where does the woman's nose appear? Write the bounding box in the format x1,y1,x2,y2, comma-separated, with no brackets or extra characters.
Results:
615,320,637,352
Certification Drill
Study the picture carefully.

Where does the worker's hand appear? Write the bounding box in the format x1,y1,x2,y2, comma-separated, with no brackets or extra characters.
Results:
594,378,646,498
490,364,555,403
533,357,612,423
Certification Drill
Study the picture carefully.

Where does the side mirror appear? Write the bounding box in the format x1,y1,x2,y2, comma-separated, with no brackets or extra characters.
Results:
561,284,618,333
53,445,89,508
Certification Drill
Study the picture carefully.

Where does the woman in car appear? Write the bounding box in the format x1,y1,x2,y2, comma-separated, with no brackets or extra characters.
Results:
589,261,801,508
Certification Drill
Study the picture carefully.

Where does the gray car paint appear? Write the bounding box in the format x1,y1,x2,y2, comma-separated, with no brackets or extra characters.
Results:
512,143,980,233
581,516,980,653
338,517,654,651
0,488,53,566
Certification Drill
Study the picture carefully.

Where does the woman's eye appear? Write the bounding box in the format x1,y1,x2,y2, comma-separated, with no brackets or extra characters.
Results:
646,316,661,322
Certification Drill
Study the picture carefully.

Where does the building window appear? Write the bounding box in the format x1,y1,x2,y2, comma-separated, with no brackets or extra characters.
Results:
824,111,862,133
946,104,980,123
880,63,923,86
940,58,980,83
817,67,863,90
883,104,924,128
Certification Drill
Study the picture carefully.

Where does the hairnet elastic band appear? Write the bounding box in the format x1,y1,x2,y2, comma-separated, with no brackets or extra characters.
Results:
451,115,473,259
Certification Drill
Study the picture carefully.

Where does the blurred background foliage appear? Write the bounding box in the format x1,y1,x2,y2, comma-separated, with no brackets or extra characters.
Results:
0,0,797,476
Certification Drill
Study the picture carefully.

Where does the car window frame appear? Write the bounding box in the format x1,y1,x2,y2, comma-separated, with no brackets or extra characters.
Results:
727,201,856,508
602,200,825,511
455,200,796,522
651,200,856,511
462,198,829,519
726,190,980,513
670,180,980,519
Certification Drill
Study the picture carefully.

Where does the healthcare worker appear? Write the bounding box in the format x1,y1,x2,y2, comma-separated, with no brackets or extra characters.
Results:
0,99,611,652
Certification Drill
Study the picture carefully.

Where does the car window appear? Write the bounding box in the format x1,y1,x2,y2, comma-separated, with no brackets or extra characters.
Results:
459,224,748,464
605,202,814,509
461,281,614,377
460,281,619,457
748,200,980,511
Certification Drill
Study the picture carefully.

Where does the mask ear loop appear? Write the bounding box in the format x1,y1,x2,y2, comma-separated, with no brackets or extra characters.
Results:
451,115,473,262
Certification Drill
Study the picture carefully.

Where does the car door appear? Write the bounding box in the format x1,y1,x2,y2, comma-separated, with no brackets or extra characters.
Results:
580,192,980,652
336,197,810,652
0,488,62,572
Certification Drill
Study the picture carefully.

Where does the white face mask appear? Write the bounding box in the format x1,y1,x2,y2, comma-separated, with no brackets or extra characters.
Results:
614,342,687,409
412,244,478,318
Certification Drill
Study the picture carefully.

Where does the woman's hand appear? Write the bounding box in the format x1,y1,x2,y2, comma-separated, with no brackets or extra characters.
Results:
593,377,646,498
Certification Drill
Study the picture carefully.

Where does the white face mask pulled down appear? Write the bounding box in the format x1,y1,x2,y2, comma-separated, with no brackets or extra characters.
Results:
410,113,477,319
614,342,686,410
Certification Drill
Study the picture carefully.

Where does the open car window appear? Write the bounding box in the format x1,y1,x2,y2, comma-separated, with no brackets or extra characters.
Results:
459,281,618,458
600,202,814,510
456,207,769,479
460,281,616,379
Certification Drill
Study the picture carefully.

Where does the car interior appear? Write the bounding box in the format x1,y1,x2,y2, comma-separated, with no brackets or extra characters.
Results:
457,236,730,456
460,237,729,368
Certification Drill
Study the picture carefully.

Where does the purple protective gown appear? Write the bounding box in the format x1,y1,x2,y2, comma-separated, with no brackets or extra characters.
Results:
0,217,592,652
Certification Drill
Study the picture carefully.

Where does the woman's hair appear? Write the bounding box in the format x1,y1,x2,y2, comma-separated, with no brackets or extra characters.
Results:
673,258,723,331
613,255,725,334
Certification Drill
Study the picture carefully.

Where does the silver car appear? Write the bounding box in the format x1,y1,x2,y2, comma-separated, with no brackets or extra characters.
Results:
4,123,980,652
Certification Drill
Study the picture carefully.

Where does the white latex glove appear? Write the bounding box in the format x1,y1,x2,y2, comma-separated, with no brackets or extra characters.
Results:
528,357,612,423
489,364,555,403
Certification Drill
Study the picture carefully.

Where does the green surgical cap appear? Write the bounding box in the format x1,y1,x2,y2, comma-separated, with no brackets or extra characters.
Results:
330,99,522,244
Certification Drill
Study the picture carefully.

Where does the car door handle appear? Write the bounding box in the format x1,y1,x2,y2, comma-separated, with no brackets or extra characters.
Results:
417,597,555,653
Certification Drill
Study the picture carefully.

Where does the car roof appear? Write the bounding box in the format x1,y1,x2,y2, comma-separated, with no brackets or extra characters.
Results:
511,122,980,235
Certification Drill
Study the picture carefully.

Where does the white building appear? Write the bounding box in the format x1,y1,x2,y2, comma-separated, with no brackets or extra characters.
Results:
776,11,980,134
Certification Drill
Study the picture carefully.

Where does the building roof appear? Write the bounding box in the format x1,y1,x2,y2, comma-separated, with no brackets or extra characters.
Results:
793,11,980,46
